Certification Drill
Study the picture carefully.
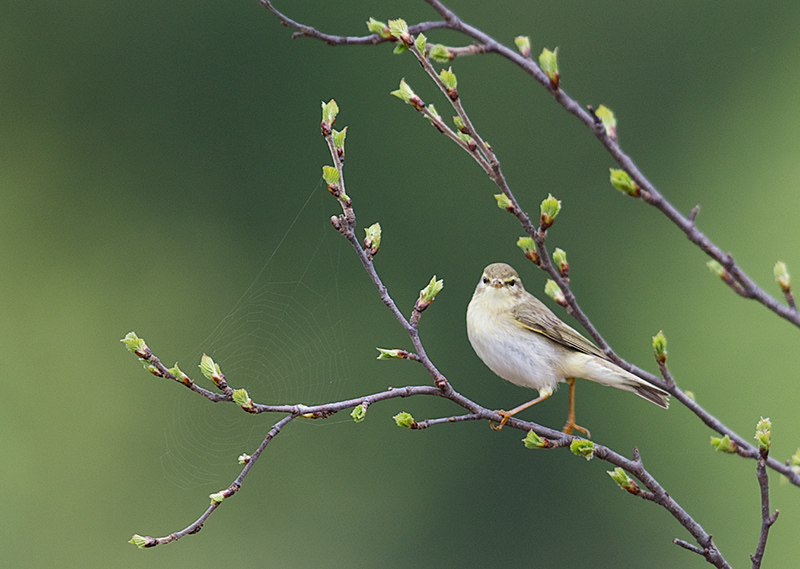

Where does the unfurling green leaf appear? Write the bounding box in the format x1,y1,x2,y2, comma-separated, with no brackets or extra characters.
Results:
322,165,340,186
428,44,453,63
376,348,408,360
439,67,457,90
570,439,594,460
414,33,427,54
755,417,771,452
774,261,791,292
552,248,569,277
364,222,382,255
121,331,147,355
129,534,152,548
522,430,548,448
494,193,513,212
321,99,339,125
595,105,617,140
710,434,737,453
393,411,416,428
538,47,559,87
517,237,540,265
168,363,193,386
416,276,444,311
607,467,639,493
232,388,253,409
544,280,566,306
652,331,667,364
351,404,367,423
209,492,225,504
609,169,640,197
366,18,391,39
540,193,561,228
387,18,410,42
514,36,531,58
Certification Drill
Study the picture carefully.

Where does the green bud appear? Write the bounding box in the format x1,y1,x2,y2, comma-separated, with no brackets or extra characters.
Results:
322,165,340,186
388,18,409,40
538,47,559,88
607,467,639,493
755,417,771,451
710,434,737,453
514,36,531,58
609,168,640,197
544,279,567,306
168,363,193,387
414,33,427,54
684,390,696,401
141,360,159,376
364,222,382,255
121,331,148,356
552,248,569,277
774,261,791,292
237,453,251,465
351,404,367,423
439,67,457,90
209,492,225,504
540,193,561,229
199,353,223,384
416,276,444,311
232,388,253,409
393,44,408,55
128,534,152,548
428,44,453,63
707,260,724,276
376,347,408,360
321,99,339,126
457,131,475,147
494,193,513,212
366,18,391,39
332,127,347,150
393,411,416,428
516,236,540,264
522,430,548,449
453,116,467,133
390,78,424,110
652,331,667,364
570,439,594,460
791,449,800,467
595,105,617,140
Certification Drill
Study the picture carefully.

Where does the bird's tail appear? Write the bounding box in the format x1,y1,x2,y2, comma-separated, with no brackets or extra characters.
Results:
576,356,670,409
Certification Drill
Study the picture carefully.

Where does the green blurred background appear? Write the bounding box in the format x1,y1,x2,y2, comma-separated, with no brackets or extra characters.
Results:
3,1,800,567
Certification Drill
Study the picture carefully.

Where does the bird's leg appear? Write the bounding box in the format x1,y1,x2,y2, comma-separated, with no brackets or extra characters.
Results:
562,378,591,438
490,392,551,432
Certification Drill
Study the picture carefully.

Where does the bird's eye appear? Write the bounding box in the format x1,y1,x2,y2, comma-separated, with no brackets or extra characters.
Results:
482,277,489,284
507,279,516,287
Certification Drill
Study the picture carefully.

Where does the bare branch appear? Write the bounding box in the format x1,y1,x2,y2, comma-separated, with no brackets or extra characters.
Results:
750,449,780,568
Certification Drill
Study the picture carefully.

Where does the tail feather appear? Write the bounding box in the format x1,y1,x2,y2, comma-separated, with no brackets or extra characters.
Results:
573,355,670,409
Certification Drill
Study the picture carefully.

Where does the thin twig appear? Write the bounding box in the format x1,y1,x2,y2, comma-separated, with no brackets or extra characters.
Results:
750,449,779,568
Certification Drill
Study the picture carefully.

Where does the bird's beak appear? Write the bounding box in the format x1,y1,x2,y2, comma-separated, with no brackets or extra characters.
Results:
490,278,503,289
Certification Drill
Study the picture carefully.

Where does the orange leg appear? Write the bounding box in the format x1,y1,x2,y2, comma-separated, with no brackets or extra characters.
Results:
490,392,552,432
562,378,591,438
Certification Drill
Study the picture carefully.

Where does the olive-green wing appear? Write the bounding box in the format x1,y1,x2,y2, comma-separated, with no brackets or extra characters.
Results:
512,301,609,360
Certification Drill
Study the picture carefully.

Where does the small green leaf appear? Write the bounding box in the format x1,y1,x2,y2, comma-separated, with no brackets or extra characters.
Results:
595,105,617,140
209,492,225,504
128,534,151,548
366,17,391,39
706,260,726,277
387,18,410,44
168,363,193,386
364,222,382,254
552,248,569,277
414,33,427,53
453,115,465,132
199,353,221,382
522,430,548,449
321,99,339,125
607,467,639,493
609,168,640,197
710,434,737,453
376,347,407,360
544,280,566,306
652,331,667,364
418,276,444,309
393,43,408,55
439,67,457,90
351,404,367,423
774,261,791,292
332,127,347,150
237,453,251,465
538,47,559,87
232,388,252,408
540,193,561,228
494,193,513,211
428,44,452,63
393,411,416,428
121,331,147,354
390,78,416,103
514,36,531,58
516,236,540,264
755,417,771,451
322,165,340,186
570,439,594,460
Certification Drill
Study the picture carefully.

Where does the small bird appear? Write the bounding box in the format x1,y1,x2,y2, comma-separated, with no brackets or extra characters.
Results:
466,263,669,435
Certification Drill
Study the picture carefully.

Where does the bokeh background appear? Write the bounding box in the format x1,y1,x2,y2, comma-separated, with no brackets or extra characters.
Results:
3,1,800,567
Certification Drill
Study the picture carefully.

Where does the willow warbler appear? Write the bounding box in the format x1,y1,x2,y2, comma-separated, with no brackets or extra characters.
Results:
466,263,669,435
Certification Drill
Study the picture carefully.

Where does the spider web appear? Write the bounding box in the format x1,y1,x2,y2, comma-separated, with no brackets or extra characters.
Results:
159,182,353,489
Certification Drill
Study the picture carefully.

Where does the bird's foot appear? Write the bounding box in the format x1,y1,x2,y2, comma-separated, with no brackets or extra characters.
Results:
562,420,591,439
489,410,512,432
